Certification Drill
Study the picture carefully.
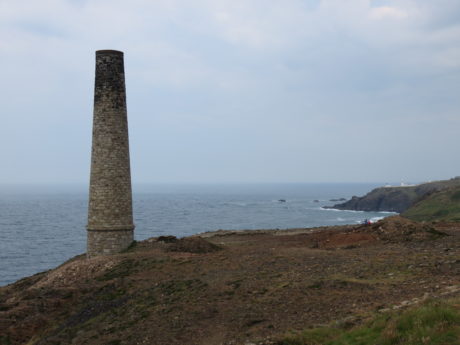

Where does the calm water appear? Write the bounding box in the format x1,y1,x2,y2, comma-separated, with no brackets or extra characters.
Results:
0,183,394,286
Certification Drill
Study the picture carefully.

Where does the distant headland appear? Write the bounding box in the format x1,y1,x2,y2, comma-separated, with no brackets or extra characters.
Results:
325,177,460,217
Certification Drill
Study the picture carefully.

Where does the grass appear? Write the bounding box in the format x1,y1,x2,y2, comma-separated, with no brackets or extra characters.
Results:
97,259,138,281
0,335,11,345
403,187,460,222
280,298,460,345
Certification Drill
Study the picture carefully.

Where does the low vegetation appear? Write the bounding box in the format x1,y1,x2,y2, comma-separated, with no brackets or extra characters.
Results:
281,298,460,345
403,186,460,222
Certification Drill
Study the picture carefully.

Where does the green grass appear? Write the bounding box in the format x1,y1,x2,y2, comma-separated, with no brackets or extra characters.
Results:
0,335,11,345
280,299,460,345
403,187,460,222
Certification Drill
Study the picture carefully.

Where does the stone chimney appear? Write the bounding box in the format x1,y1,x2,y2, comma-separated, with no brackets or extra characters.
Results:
87,50,134,257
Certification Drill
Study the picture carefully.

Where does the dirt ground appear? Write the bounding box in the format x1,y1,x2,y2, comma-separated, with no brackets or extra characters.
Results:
1,216,460,345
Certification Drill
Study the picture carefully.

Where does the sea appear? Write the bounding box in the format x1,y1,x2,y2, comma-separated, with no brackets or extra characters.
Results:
0,183,396,287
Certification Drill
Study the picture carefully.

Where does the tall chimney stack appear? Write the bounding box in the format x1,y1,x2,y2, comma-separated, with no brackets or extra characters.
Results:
87,50,134,257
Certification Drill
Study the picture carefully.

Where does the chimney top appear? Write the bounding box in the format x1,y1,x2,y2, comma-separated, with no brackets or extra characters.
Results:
96,50,123,56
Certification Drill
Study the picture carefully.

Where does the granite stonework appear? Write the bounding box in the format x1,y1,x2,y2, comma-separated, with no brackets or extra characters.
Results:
87,50,134,257
87,230,133,257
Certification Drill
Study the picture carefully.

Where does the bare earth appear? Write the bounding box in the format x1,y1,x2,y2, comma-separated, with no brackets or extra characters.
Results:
1,216,460,345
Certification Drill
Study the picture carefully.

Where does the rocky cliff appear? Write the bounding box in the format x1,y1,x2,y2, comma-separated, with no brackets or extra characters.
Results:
327,177,460,213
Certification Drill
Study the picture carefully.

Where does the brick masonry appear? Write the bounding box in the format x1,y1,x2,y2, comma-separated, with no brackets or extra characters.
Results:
87,50,134,257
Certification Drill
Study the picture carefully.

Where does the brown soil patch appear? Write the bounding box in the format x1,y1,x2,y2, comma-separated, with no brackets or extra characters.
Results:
358,215,447,242
167,237,222,254
318,232,376,249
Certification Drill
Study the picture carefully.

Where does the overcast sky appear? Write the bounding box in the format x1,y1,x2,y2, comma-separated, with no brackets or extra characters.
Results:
0,0,459,185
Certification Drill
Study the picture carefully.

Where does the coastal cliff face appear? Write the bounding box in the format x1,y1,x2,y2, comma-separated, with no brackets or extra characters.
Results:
328,177,460,213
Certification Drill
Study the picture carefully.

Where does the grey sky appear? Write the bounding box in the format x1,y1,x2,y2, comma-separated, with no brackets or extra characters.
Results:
1,0,459,184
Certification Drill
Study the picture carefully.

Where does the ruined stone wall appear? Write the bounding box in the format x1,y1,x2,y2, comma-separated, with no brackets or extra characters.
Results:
87,50,134,257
